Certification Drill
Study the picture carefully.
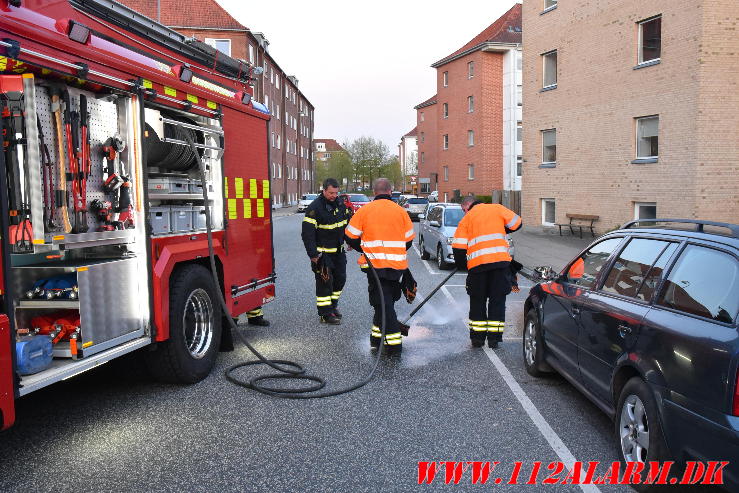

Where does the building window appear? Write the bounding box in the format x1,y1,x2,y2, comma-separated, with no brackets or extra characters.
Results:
517,155,523,176
421,132,425,143
420,182,430,194
542,129,556,164
443,71,448,87
468,130,474,147
265,94,269,108
421,152,425,163
542,50,557,88
276,76,280,89
276,134,281,149
467,61,474,79
636,115,659,158
517,124,523,141
638,16,662,64
271,132,275,148
204,38,231,57
634,202,657,220
468,164,475,180
248,44,254,63
544,0,557,9
420,112,425,122
442,103,448,119
443,166,449,181
276,104,280,119
443,134,449,150
467,96,474,113
542,199,556,226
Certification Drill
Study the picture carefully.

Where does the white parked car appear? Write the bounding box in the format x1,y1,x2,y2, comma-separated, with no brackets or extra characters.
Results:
428,190,438,202
297,193,318,212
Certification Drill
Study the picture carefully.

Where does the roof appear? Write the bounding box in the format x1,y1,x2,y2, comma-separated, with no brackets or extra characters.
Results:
404,126,418,138
117,0,247,30
414,94,437,110
314,139,345,152
432,4,522,68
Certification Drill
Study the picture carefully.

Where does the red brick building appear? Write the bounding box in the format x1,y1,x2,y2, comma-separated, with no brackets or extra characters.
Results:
415,95,438,195
422,4,522,203
314,139,346,162
119,0,315,207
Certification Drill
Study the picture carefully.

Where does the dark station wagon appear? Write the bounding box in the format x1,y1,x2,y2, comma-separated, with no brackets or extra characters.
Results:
523,219,739,491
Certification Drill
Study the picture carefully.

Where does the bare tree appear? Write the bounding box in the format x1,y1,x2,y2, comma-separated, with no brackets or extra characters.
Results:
344,136,389,190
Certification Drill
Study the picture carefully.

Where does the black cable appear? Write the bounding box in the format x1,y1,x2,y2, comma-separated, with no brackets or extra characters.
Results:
185,135,388,398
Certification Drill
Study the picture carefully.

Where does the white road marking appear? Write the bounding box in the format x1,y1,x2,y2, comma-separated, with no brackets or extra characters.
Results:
412,245,437,275
439,285,601,493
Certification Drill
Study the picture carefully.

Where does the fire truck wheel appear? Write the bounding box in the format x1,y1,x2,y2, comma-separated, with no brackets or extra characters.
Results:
147,264,222,383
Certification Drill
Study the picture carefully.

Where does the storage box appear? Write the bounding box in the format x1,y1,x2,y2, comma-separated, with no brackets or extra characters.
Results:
171,205,193,232
192,206,208,230
148,176,189,194
149,206,172,235
16,335,53,375
189,180,213,195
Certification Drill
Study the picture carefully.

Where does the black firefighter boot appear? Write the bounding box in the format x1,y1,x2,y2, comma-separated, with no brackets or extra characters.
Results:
248,316,270,327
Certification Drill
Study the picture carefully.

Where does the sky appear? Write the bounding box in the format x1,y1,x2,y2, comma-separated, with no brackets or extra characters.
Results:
216,0,519,154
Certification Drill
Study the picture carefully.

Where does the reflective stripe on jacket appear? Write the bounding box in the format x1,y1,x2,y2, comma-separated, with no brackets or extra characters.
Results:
301,195,349,258
345,197,415,271
451,203,521,270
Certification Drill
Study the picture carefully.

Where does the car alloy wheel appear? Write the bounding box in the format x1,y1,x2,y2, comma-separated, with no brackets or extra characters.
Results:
437,245,445,270
619,394,649,462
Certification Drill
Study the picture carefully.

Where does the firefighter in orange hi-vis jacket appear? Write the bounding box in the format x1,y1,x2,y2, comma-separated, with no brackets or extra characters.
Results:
344,178,415,355
452,197,522,348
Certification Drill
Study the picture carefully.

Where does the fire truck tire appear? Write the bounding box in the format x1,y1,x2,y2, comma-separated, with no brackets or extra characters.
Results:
147,264,222,383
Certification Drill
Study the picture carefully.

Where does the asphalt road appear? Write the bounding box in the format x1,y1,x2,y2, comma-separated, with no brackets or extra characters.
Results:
0,213,652,492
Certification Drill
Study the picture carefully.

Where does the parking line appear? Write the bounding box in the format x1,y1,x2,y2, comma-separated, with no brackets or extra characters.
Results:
439,286,601,493
413,244,438,276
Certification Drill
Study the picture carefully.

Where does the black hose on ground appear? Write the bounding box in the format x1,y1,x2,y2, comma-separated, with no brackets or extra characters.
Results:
185,134,388,398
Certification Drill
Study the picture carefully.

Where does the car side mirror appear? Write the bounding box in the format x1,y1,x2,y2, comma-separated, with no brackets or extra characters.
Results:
418,214,425,220
429,220,440,228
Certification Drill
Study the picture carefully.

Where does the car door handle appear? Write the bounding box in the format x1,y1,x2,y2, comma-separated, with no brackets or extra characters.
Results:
618,325,633,338
571,306,581,317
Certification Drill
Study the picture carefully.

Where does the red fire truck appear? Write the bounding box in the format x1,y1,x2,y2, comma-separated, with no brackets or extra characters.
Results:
0,0,275,430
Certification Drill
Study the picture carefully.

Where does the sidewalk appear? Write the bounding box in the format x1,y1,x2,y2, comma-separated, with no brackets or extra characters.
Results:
513,226,595,274
272,205,298,217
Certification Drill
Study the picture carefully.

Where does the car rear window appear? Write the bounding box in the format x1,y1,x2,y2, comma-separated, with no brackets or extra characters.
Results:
408,198,428,204
601,239,678,301
349,194,370,202
657,245,739,323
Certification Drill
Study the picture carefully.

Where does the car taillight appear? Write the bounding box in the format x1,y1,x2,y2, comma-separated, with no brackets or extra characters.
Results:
733,369,739,416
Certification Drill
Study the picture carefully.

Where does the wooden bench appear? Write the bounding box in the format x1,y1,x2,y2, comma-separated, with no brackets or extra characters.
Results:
556,213,600,238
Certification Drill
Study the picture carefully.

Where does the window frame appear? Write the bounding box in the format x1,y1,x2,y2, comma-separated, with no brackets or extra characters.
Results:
468,164,475,180
541,128,557,165
467,61,474,79
541,198,556,226
443,134,449,150
442,103,448,119
467,95,474,113
443,71,449,87
635,115,659,160
542,50,558,89
443,166,449,182
468,130,475,147
638,15,662,66
634,202,657,220
543,0,558,13
653,241,739,326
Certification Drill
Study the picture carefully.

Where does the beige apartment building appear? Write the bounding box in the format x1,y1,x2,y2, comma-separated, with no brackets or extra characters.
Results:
522,0,739,233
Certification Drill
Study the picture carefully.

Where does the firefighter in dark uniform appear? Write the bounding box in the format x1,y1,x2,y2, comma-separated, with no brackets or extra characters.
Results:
301,178,349,324
452,196,522,348
345,178,415,354
246,307,269,326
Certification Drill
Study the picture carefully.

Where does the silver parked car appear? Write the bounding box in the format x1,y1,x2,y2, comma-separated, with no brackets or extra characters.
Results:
297,193,318,213
401,196,429,221
419,203,515,270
